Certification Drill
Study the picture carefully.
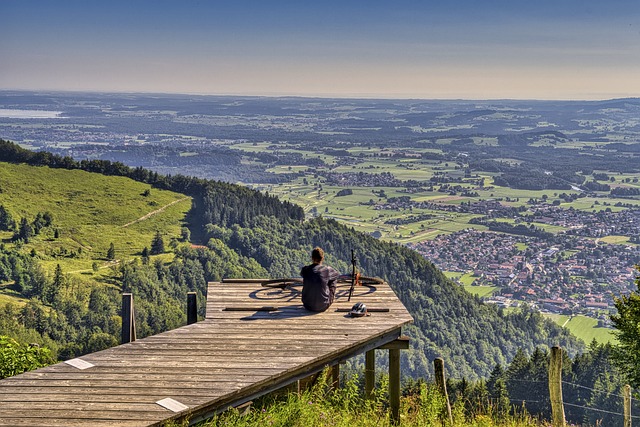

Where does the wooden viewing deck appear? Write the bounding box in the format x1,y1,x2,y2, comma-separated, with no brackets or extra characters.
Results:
0,279,413,426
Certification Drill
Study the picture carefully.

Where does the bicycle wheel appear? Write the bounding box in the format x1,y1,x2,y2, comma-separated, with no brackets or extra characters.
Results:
261,278,303,289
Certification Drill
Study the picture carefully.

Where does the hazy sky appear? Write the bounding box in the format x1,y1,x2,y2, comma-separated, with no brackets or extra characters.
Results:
1,0,639,100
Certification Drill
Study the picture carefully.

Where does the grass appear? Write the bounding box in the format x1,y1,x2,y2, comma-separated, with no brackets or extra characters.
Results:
599,235,632,245
563,315,615,344
545,314,615,344
196,370,543,427
464,284,499,298
0,288,27,307
0,162,191,302
514,242,528,251
444,272,499,297
544,314,571,327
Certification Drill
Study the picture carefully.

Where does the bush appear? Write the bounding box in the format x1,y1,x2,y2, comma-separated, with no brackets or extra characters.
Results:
0,335,54,379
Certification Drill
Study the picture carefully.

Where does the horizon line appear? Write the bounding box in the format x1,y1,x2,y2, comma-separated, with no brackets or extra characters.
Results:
1,88,639,103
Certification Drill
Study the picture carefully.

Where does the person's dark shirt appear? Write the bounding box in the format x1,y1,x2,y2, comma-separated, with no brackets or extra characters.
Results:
300,263,340,312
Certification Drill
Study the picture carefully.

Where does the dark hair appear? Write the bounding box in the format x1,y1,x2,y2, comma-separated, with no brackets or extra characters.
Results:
311,247,324,263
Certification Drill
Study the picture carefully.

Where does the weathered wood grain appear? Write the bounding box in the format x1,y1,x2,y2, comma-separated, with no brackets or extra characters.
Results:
0,279,412,426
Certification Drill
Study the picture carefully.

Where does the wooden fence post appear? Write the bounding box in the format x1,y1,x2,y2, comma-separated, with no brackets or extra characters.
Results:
434,357,453,425
187,292,198,325
624,384,631,427
365,349,375,400
549,346,565,427
121,293,136,344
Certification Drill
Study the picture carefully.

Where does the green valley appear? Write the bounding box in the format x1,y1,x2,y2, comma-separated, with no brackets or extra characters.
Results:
0,141,584,381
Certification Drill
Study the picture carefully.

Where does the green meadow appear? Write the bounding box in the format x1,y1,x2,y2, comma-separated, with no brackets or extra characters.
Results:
545,314,615,344
443,271,499,297
0,162,192,288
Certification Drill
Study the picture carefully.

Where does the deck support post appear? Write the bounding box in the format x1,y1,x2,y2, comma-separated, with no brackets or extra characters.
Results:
365,349,375,400
187,292,197,325
330,364,340,390
377,336,410,425
389,348,401,425
121,293,136,344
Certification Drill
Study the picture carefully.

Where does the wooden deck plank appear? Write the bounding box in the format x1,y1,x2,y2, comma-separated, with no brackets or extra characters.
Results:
0,279,412,426
0,419,147,427
0,409,167,421
0,384,246,394
0,402,168,410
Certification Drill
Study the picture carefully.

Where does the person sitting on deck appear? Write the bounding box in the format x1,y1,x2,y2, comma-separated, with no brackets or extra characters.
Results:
300,247,340,312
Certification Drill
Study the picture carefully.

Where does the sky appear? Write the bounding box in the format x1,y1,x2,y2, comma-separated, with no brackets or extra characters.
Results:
1,0,639,100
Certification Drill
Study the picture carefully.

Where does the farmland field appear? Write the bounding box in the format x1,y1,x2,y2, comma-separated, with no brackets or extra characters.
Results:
546,314,615,344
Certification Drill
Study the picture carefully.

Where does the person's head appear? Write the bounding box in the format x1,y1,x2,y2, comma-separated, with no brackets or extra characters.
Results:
311,247,324,264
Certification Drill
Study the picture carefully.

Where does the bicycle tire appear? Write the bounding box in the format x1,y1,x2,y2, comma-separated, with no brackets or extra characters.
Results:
261,278,303,288
337,274,384,285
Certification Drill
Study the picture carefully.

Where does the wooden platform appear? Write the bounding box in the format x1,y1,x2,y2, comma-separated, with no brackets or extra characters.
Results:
0,279,412,426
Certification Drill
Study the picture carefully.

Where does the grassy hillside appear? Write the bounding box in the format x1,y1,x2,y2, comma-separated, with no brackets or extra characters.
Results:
545,313,615,344
0,162,191,286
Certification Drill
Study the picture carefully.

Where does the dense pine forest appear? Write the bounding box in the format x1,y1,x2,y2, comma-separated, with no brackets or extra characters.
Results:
0,139,637,424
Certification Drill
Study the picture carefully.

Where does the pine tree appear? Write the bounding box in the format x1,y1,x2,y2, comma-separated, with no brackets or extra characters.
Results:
487,364,506,399
181,227,190,242
0,205,15,231
32,212,46,234
141,246,150,265
14,217,33,242
528,347,551,417
45,263,64,305
106,242,116,260
506,348,531,405
150,231,165,255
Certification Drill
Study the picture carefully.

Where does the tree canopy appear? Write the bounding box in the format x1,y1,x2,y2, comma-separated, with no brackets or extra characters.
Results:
611,265,640,387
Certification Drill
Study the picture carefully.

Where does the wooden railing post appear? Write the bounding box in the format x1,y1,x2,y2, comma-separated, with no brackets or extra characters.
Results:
187,292,197,325
549,346,565,427
624,384,631,427
434,357,453,425
121,293,136,344
365,349,375,400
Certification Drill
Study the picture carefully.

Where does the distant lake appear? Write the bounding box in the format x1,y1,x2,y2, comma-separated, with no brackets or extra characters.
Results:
0,109,63,119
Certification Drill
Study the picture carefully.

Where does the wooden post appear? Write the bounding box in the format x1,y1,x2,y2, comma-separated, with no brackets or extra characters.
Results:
330,364,340,390
389,348,401,425
121,293,136,344
434,358,453,425
187,292,197,325
365,349,375,400
549,346,565,427
624,384,631,427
